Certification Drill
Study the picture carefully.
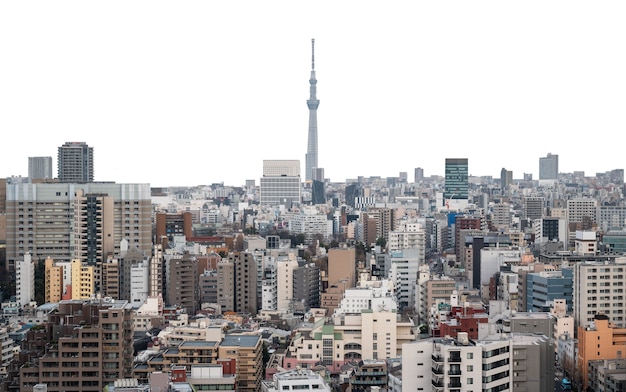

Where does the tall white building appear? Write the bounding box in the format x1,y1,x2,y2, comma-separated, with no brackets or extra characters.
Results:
260,160,301,207
388,222,426,252
261,257,278,311
130,259,150,307
16,252,35,307
288,207,333,242
385,249,422,310
567,197,598,225
573,258,626,328
276,254,299,312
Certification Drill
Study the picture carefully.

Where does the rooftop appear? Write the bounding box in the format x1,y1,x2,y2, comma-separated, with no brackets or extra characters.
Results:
221,334,260,348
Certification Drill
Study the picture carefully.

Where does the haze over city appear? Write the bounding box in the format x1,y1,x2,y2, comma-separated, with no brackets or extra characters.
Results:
1,1,625,187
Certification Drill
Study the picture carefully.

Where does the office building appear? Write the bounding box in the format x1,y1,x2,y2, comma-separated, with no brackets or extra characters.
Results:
539,152,558,180
28,156,53,180
305,38,320,182
599,205,626,231
260,160,301,207
500,167,513,189
573,258,626,328
525,269,573,312
523,196,544,220
567,197,598,226
444,158,468,209
414,167,424,183
57,141,94,183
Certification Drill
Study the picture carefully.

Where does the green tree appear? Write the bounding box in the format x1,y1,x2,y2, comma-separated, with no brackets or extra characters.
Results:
262,342,271,378
34,258,45,305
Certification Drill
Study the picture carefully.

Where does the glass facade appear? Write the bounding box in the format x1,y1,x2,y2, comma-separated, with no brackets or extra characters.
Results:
444,158,468,201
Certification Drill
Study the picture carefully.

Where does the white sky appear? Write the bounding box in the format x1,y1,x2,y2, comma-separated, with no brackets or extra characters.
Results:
1,1,625,187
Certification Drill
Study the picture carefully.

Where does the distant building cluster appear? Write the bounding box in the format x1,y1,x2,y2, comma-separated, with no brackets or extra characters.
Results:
0,41,626,392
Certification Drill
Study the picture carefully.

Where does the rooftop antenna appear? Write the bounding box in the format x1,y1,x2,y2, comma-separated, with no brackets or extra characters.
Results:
311,38,315,70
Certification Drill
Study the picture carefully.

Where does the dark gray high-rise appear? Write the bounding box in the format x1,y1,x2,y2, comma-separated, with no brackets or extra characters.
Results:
58,141,94,183
305,38,319,182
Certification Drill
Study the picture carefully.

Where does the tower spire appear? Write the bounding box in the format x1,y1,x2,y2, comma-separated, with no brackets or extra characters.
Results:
305,38,320,182
311,38,315,70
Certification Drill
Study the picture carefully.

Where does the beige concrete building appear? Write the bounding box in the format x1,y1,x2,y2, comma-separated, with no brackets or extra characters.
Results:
44,257,64,303
327,248,356,288
70,258,94,299
573,258,626,329
218,334,263,392
5,182,152,270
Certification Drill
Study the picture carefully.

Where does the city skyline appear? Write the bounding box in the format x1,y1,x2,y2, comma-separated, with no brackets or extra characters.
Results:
1,1,625,187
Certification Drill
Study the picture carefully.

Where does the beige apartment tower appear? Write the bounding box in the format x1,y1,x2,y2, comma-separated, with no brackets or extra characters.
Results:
44,257,64,303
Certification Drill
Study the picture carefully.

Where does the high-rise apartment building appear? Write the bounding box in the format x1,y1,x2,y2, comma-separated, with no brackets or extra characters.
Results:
57,141,94,183
523,196,545,220
6,182,152,269
18,299,134,391
28,156,53,180
293,262,321,310
573,258,626,328
166,252,199,315
444,158,468,209
500,167,513,189
539,152,558,180
216,252,258,315
414,167,424,183
15,252,34,307
260,160,301,207
305,38,319,182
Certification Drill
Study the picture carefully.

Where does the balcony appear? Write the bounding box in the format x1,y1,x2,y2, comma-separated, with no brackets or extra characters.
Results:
448,356,462,363
448,368,462,375
432,379,444,388
432,366,443,375
432,354,443,364
448,382,462,388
